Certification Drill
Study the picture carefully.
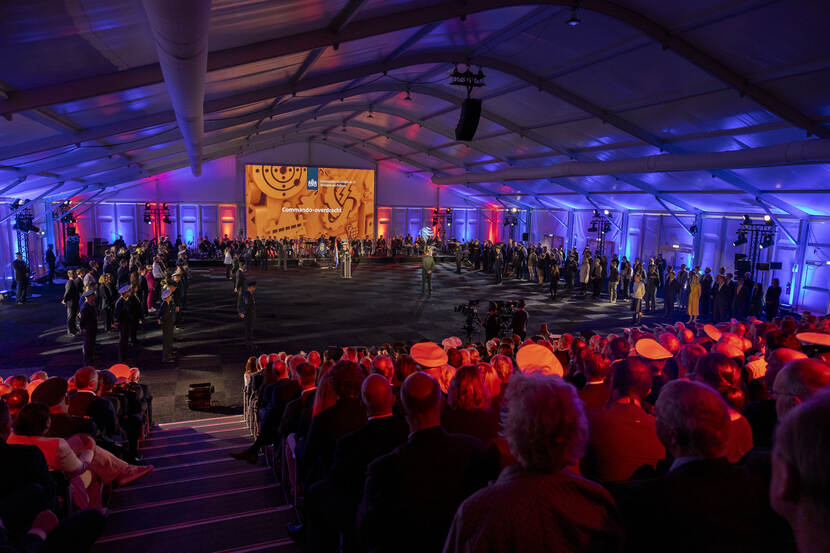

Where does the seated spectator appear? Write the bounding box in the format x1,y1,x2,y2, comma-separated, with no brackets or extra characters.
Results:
770,390,830,553
578,350,612,409
278,362,318,441
772,358,830,420
5,390,28,419
68,367,124,450
358,372,491,553
616,380,786,553
582,358,666,483
300,360,366,488
441,365,500,446
7,403,153,510
693,353,754,463
444,373,623,553
293,374,409,551
743,348,807,447
31,377,98,439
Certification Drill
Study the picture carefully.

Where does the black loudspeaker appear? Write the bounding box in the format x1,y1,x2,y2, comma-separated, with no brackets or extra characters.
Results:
770,262,782,270
455,98,482,141
756,262,770,270
735,259,752,274
522,232,529,241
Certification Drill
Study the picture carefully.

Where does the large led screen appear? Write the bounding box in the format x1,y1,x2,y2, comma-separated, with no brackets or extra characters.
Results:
245,164,375,239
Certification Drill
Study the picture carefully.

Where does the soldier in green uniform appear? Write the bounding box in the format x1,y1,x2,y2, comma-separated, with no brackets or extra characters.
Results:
158,288,177,363
422,248,435,295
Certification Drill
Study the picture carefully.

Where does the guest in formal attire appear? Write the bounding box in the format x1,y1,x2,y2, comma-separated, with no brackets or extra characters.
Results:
770,390,830,553
616,380,786,553
358,372,490,553
686,273,701,324
577,351,612,409
692,353,754,463
765,278,782,321
444,373,624,553
441,365,500,446
582,358,665,483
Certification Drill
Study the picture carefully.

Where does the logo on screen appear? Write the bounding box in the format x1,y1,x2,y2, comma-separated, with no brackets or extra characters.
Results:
307,167,319,190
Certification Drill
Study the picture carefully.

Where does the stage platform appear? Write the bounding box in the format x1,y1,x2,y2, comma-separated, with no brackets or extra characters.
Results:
2,259,673,423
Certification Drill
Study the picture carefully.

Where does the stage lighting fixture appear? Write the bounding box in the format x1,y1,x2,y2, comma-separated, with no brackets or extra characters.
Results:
689,225,698,234
759,234,774,249
603,209,610,216
763,214,771,222
593,209,599,217
144,202,151,210
588,224,598,233
742,215,752,225
603,222,611,232
566,7,581,26
672,244,680,249
732,232,747,247
162,215,171,224
162,203,169,210
433,208,439,215
11,199,23,210
511,207,518,213
143,214,152,224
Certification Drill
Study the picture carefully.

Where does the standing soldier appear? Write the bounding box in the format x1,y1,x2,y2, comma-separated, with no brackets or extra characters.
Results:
45,245,56,284
127,285,143,346
114,284,133,362
239,280,257,351
158,288,177,363
421,248,435,295
79,289,97,365
234,261,247,311
62,269,80,336
494,247,504,285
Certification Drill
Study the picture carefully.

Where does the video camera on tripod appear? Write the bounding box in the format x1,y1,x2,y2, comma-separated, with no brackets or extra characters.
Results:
454,300,481,344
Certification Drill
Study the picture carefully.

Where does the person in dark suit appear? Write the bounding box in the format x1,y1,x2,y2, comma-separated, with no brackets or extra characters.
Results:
61,270,79,336
615,380,789,553
510,300,528,341
765,278,782,321
31,377,98,440
292,374,409,551
279,363,318,440
234,260,247,311
238,280,257,351
78,290,97,366
712,275,731,323
358,372,490,553
301,361,367,489
664,270,680,319
700,267,713,318
577,350,612,409
0,400,56,538
68,367,125,449
12,252,29,304
770,390,830,553
113,285,133,362
44,245,56,285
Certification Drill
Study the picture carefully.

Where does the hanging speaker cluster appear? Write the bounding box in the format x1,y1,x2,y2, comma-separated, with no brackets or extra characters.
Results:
450,65,485,141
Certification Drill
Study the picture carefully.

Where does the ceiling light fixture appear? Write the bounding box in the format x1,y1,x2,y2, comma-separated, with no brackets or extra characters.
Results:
566,6,581,26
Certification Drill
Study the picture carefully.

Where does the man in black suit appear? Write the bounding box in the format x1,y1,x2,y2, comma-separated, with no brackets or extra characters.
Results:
616,380,789,553
78,290,97,366
358,372,490,553
293,374,409,551
61,269,79,336
68,367,125,450
300,360,367,489
0,400,55,537
663,270,680,319
31,377,98,440
700,267,713,319
279,362,317,440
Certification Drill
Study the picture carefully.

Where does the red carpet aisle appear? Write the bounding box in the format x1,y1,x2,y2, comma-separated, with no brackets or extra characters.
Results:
93,415,299,553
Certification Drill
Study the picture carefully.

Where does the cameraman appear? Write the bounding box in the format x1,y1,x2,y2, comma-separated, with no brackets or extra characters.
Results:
484,302,500,341
511,299,528,340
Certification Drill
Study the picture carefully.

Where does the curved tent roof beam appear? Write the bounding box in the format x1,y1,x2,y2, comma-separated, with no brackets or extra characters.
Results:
1,0,824,142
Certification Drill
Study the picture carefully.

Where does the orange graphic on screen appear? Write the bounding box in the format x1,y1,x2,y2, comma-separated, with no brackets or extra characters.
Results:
245,165,374,239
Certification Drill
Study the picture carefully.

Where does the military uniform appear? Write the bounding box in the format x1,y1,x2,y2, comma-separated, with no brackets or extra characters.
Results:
79,292,98,365
239,283,257,350
114,286,133,362
64,276,80,335
421,252,435,294
158,290,177,363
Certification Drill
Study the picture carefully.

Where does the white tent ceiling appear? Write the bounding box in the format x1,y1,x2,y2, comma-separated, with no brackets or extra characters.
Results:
0,0,829,215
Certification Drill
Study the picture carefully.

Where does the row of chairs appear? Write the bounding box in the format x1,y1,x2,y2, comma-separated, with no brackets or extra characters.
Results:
242,379,303,520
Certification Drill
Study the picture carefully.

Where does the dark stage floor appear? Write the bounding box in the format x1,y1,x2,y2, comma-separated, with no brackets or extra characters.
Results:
1,261,668,423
